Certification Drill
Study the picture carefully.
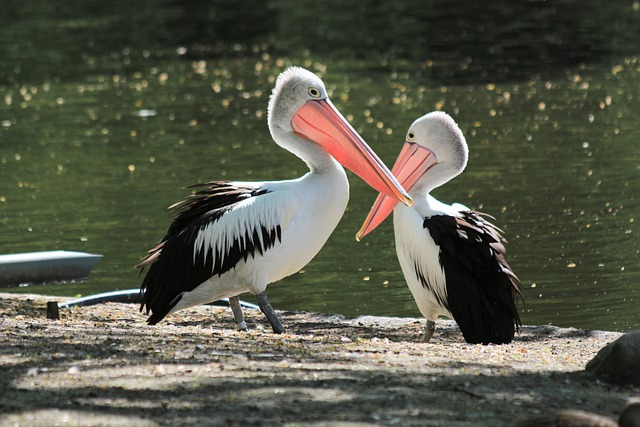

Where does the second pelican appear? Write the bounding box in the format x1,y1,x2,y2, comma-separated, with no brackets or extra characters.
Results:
357,111,522,344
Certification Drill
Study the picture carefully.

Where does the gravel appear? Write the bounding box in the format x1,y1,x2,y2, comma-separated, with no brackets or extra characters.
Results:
1,292,638,426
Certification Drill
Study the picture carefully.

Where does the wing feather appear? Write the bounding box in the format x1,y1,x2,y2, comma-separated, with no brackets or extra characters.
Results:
423,210,523,344
137,181,300,324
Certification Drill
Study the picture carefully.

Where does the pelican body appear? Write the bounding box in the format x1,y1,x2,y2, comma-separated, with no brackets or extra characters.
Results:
137,67,412,333
358,111,522,344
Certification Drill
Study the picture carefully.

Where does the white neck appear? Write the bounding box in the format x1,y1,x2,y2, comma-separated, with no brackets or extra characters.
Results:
407,193,461,218
411,162,464,196
271,128,344,175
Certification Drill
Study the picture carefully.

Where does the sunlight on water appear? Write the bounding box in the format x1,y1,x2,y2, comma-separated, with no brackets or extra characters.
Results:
1,0,639,332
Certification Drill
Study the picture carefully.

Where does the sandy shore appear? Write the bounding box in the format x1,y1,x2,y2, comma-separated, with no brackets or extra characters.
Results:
0,292,638,426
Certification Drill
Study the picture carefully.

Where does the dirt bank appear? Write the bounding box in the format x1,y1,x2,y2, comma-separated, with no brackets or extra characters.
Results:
0,293,637,426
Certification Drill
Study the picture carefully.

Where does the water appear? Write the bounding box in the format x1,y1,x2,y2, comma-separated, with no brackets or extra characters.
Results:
1,0,639,332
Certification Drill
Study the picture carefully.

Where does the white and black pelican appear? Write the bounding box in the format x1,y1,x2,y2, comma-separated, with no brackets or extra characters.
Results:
137,67,412,333
357,111,522,344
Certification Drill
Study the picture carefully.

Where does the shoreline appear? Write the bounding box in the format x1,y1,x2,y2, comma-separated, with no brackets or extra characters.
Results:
1,292,637,426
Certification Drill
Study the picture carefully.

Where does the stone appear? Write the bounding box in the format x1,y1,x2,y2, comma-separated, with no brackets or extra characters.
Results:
586,329,640,386
619,401,640,427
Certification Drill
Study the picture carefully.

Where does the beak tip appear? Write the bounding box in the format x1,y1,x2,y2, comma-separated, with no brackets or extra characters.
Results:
355,232,363,242
403,195,414,207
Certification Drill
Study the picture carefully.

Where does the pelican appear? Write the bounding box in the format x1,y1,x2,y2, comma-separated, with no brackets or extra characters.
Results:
357,111,522,344
137,67,412,333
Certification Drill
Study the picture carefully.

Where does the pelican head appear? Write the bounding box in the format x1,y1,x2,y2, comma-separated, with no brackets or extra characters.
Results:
267,66,412,206
267,67,329,136
399,111,468,195
356,111,468,240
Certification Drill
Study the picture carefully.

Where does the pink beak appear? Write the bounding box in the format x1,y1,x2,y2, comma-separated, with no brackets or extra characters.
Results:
291,99,412,206
356,142,438,241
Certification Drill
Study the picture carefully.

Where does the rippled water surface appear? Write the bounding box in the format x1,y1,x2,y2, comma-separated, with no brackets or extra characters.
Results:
2,0,639,331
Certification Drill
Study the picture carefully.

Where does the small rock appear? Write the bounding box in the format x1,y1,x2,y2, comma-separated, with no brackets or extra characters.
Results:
586,329,640,386
153,364,167,376
619,401,640,427
518,401,640,427
518,410,616,427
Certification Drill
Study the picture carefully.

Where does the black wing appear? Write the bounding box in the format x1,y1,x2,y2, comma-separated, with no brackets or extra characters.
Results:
137,181,287,324
424,211,523,344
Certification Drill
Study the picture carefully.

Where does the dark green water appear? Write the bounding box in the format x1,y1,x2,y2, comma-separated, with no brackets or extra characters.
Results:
2,0,639,331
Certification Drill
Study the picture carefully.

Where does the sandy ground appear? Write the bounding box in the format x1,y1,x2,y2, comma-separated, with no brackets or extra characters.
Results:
0,292,638,427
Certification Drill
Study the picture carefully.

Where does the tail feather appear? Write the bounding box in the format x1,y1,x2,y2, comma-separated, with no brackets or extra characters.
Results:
146,310,167,325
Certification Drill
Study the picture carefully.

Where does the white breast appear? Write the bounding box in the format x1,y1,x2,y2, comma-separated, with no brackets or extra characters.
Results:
393,203,451,322
172,166,349,313
257,168,350,285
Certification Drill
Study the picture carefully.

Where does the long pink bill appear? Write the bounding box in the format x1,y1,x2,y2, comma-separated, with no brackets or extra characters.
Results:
291,98,412,207
356,142,438,241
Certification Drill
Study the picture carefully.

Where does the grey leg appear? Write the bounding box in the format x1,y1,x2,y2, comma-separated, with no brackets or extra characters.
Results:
421,319,436,342
256,292,285,334
229,296,248,331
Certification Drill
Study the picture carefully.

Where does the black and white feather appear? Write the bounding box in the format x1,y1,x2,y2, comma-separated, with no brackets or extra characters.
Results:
138,181,298,324
422,210,522,344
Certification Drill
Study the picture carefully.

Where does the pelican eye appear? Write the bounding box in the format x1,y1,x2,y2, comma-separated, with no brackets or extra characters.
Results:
308,87,321,98
407,131,416,141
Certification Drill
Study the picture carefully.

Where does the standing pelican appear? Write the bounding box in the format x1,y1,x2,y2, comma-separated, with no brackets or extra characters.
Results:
137,67,412,333
357,111,522,344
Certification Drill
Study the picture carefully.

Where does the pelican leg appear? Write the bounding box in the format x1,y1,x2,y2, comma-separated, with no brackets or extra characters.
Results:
229,296,248,331
256,292,285,334
421,319,436,342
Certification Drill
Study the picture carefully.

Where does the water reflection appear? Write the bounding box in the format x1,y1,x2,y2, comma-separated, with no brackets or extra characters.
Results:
1,0,638,332
274,0,617,82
